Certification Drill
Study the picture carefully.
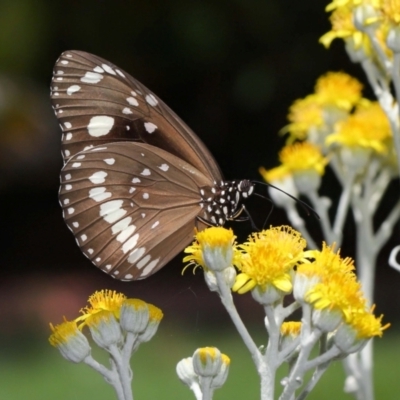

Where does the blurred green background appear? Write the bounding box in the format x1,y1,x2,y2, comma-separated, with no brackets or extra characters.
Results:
1,0,399,398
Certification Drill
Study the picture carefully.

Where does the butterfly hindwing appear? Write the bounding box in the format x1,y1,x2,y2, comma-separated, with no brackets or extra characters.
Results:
59,141,213,280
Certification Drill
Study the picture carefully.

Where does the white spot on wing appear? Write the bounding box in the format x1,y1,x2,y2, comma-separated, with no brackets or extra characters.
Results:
128,247,146,264
129,187,136,193
88,249,94,254
102,64,116,75
122,107,132,115
89,187,112,202
111,217,136,243
151,221,159,229
117,225,136,243
141,168,151,176
63,199,70,205
67,207,75,214
122,233,139,253
137,255,151,269
72,162,81,168
91,147,108,151
158,164,169,172
111,217,132,233
104,158,115,165
89,171,108,184
100,200,127,223
132,177,141,183
144,122,157,133
81,234,87,242
141,258,160,276
64,122,72,129
142,193,149,199
77,155,85,160
145,94,158,106
116,69,125,78
93,66,104,73
127,97,139,106
81,71,104,84
65,184,72,190
65,133,73,141
87,116,114,137
65,174,71,180
72,222,79,228
67,85,81,95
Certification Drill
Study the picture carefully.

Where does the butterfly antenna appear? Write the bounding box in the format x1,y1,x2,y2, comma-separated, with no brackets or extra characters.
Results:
253,181,320,219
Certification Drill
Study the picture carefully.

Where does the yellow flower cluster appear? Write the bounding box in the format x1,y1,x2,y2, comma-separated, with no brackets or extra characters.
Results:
321,0,400,55
49,290,163,350
184,226,389,340
300,243,389,339
261,69,394,184
326,100,392,153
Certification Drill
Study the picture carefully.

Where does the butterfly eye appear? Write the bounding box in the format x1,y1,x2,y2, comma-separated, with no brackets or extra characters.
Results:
52,51,254,280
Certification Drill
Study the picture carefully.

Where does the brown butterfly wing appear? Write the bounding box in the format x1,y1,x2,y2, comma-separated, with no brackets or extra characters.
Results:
51,50,222,181
59,141,213,280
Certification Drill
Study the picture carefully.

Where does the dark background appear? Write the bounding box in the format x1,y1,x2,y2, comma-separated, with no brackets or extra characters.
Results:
0,2,399,397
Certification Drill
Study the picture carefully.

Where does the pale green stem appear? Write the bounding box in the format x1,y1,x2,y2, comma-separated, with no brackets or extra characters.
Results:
285,205,318,249
279,305,322,400
199,377,212,400
306,191,333,243
360,58,400,178
278,330,322,400
295,361,331,400
214,272,270,399
108,344,134,400
190,383,203,400
331,169,356,246
84,354,126,400
390,52,400,180
366,27,392,72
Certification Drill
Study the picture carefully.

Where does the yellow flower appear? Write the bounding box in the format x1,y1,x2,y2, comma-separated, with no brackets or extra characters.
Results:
183,227,238,272
282,95,325,141
302,242,355,276
233,226,307,294
279,142,328,175
334,306,390,353
76,290,127,327
259,165,290,184
320,6,365,48
280,321,302,337
305,272,365,320
295,243,355,302
381,0,400,24
326,100,392,153
315,72,363,111
193,347,223,377
347,307,390,339
49,319,91,363
325,0,380,12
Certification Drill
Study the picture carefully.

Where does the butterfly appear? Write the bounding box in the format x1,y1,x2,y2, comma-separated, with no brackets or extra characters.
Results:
51,51,254,280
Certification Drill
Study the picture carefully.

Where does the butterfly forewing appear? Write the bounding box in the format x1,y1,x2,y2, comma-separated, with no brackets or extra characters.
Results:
59,142,213,280
51,50,222,180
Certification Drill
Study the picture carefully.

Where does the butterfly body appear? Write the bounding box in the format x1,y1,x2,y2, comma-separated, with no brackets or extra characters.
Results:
52,51,253,280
